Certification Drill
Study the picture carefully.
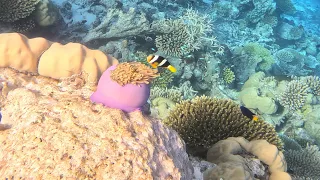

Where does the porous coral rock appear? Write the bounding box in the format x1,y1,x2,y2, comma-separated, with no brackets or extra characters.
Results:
0,68,193,179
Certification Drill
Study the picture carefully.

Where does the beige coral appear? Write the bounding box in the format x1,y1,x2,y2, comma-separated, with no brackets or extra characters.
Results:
110,62,159,86
0,33,118,84
151,97,176,119
205,137,291,180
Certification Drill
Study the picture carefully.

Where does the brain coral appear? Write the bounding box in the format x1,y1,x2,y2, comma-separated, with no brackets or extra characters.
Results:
204,137,290,180
0,68,193,179
163,96,283,156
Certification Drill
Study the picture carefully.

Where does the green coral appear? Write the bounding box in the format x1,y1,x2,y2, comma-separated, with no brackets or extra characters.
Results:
163,96,283,156
222,67,235,84
242,43,275,71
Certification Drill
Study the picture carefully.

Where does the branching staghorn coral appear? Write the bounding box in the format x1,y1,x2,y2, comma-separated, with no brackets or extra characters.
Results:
154,8,223,57
163,96,283,156
284,145,320,179
150,87,183,103
279,80,310,111
303,76,320,96
110,62,159,86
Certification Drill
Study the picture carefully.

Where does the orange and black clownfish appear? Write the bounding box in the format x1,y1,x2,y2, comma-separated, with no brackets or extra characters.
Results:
240,106,259,121
146,55,177,73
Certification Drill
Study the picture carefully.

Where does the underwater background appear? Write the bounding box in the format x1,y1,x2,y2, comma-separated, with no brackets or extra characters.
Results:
0,0,320,179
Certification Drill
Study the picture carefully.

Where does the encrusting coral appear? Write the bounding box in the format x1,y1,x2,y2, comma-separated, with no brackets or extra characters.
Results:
0,33,118,84
204,137,291,180
163,96,283,156
0,67,193,179
90,62,158,112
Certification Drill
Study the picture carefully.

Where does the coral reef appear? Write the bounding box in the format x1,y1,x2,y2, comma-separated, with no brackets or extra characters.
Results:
0,0,39,22
278,80,309,111
240,72,278,115
0,33,118,84
284,145,320,179
204,137,290,180
163,96,283,156
222,67,235,84
273,48,311,76
90,62,158,112
0,67,193,179
154,8,222,57
0,0,58,32
83,8,149,42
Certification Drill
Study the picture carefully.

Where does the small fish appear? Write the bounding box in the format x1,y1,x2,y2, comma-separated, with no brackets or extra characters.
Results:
147,55,177,73
240,106,259,121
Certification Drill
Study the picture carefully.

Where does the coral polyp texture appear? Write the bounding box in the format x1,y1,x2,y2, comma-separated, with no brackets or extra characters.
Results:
163,96,283,155
90,62,159,112
0,0,39,22
0,68,193,179
204,137,290,180
0,33,118,84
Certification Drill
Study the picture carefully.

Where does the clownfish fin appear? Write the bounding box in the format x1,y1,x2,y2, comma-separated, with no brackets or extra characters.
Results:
150,62,159,68
167,65,177,73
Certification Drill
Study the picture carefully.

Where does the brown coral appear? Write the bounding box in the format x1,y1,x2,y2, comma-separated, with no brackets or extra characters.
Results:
163,96,283,156
110,62,159,86
0,0,39,22
204,137,290,180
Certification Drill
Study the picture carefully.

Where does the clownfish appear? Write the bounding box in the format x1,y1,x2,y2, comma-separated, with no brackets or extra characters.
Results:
240,106,259,121
146,55,177,73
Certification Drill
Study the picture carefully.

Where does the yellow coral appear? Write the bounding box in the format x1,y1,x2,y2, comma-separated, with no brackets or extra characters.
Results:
110,62,159,86
0,33,118,84
223,67,235,84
